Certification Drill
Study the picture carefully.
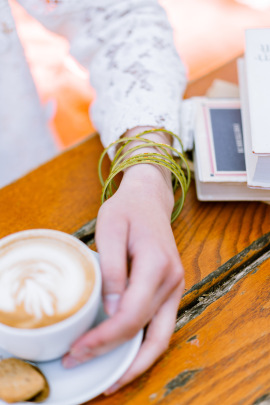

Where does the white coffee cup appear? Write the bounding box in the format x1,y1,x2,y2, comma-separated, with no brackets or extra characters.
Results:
0,229,102,362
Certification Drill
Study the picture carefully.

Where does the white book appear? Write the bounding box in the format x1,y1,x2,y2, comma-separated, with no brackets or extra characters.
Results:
237,58,270,189
193,97,270,200
245,28,270,154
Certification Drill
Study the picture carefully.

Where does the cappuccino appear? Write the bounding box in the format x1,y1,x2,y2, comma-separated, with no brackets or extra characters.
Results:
0,230,96,329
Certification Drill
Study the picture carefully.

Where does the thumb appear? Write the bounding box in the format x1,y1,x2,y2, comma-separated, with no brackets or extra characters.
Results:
95,205,129,317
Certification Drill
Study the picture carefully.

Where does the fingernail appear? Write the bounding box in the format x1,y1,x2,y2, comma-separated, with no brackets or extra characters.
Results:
62,356,80,369
104,294,121,317
104,383,120,395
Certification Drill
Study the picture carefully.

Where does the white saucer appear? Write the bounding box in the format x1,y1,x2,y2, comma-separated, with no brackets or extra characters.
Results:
0,251,143,405
0,305,143,405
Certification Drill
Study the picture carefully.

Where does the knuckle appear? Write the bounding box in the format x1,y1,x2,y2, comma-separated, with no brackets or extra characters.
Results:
156,250,171,270
169,264,184,290
148,250,171,276
123,318,142,340
103,272,125,295
100,260,124,279
103,267,122,282
152,249,184,291
92,334,107,348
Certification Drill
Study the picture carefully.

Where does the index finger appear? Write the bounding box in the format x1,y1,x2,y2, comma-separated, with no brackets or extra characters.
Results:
62,250,175,367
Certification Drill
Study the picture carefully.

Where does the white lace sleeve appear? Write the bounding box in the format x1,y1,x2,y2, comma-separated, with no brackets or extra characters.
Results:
16,0,187,158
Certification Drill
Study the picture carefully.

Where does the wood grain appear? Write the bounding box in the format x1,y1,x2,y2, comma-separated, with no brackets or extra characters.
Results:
176,232,270,315
88,237,270,405
173,183,270,290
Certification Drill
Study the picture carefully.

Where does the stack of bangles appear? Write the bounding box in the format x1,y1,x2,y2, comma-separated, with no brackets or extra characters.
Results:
98,128,190,223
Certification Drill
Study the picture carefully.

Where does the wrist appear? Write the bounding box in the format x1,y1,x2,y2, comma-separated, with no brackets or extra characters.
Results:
123,126,171,152
99,126,189,223
120,163,175,215
119,126,175,213
122,125,173,187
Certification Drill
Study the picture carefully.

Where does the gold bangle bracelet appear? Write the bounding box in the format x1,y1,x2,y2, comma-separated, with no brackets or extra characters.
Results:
98,129,190,223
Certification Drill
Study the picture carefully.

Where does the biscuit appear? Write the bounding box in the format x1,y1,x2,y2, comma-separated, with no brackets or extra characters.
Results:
0,358,46,403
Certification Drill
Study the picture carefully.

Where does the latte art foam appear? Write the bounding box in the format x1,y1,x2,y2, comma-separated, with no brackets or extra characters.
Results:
0,235,95,328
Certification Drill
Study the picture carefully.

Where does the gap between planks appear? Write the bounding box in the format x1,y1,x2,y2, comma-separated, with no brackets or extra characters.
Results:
73,220,270,335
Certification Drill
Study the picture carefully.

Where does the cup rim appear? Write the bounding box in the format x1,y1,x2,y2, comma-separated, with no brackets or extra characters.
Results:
0,229,102,335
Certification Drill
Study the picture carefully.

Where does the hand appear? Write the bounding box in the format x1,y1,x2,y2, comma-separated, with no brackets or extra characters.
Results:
62,130,185,394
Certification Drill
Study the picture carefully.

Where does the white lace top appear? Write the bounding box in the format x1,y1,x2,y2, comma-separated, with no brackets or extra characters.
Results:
0,0,187,185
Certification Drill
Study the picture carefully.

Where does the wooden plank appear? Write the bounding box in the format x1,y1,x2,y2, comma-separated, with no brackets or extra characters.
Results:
173,184,270,290
88,234,270,405
177,231,270,313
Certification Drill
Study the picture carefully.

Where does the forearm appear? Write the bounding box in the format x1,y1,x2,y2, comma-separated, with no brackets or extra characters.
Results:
17,0,186,161
84,1,186,158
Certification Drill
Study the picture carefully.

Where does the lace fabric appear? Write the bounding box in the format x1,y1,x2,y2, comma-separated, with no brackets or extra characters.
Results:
2,0,187,160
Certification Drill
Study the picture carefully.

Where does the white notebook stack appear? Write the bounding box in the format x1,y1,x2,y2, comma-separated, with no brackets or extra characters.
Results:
192,97,270,201
191,28,270,201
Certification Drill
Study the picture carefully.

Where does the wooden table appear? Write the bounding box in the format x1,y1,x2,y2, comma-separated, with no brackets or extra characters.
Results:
1,58,270,405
